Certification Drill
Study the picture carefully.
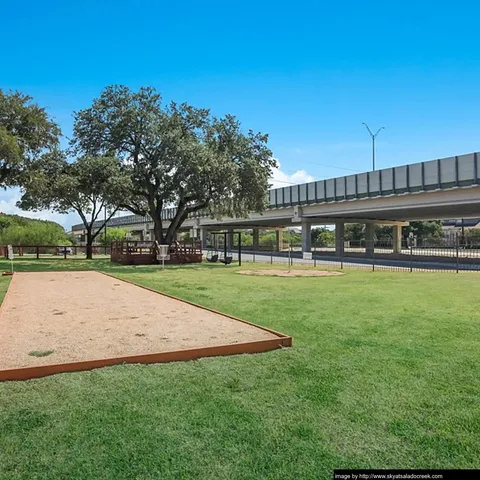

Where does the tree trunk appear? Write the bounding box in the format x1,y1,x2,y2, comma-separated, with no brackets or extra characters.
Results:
165,229,176,246
165,204,189,245
86,230,93,260
152,216,165,244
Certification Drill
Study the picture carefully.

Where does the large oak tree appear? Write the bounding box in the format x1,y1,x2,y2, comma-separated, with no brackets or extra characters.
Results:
0,89,60,187
71,85,276,244
19,152,130,259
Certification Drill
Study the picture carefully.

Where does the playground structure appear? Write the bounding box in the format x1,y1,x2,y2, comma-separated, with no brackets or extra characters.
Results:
110,240,203,265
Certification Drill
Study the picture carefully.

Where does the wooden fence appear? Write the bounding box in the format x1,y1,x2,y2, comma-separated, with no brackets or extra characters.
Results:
111,241,203,265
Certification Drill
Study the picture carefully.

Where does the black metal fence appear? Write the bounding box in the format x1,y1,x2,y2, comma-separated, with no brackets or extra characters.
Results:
2,245,112,259
205,233,480,272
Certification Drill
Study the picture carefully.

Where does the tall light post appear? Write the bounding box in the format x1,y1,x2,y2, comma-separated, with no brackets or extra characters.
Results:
362,123,385,171
104,205,107,255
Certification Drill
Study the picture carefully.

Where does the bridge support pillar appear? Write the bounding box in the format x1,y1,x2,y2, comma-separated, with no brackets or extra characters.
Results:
302,220,311,252
227,228,234,250
199,227,208,250
335,221,345,256
392,225,402,254
252,228,260,251
275,229,284,252
365,223,375,258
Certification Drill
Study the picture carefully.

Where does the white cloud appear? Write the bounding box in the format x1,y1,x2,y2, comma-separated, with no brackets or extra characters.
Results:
270,160,315,188
0,188,77,230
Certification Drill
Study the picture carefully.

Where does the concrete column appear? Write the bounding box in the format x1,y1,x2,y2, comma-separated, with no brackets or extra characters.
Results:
301,220,311,252
365,223,375,258
335,220,345,257
252,228,260,251
227,228,234,250
392,225,402,254
275,229,284,252
199,227,208,249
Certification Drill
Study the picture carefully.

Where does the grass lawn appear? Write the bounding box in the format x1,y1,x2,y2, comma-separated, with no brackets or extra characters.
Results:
0,258,479,479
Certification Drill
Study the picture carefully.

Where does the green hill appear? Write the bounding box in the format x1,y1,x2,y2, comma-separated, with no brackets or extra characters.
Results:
0,213,70,245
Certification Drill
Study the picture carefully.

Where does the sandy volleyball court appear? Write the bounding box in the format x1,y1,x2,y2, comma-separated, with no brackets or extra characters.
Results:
0,271,283,371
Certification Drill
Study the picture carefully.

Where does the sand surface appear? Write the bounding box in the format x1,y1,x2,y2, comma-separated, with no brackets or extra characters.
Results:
238,270,344,277
0,271,277,370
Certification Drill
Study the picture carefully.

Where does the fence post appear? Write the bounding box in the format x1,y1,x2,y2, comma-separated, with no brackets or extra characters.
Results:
74,246,77,256
287,241,291,271
372,238,375,272
410,242,413,272
341,237,344,270
36,246,39,259
456,233,459,273
270,250,273,264
238,236,242,267
314,239,317,268
64,247,67,260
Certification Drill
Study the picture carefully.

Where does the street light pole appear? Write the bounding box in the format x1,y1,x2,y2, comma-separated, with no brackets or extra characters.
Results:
362,123,385,171
104,205,107,255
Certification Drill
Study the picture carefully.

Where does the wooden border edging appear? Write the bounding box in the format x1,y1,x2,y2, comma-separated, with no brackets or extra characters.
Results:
0,338,291,382
0,271,292,382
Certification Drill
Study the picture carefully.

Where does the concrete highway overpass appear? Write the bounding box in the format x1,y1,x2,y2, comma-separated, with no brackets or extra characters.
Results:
72,151,480,255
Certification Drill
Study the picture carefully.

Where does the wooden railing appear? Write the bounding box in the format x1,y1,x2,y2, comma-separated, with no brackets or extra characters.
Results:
110,241,203,265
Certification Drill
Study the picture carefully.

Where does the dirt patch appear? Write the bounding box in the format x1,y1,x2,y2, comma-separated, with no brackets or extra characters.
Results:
238,269,344,277
0,271,280,370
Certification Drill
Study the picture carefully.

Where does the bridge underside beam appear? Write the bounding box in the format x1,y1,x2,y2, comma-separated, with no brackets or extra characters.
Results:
300,217,409,226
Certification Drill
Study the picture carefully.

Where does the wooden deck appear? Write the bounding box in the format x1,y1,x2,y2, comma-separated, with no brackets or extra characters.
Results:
111,241,203,265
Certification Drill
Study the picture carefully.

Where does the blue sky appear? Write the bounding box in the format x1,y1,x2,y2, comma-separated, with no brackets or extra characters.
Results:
2,0,480,228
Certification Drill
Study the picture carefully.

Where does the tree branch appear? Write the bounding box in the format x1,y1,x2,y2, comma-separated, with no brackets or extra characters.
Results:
91,207,119,241
121,203,147,216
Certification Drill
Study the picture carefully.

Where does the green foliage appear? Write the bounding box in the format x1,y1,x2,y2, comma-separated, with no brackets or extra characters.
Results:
283,230,301,245
466,228,480,239
240,232,253,247
0,89,60,187
18,152,131,257
67,232,79,245
343,223,365,241
311,227,335,246
247,231,301,248
71,85,276,244
99,227,130,246
405,220,443,238
375,224,393,239
340,222,442,242
0,213,69,245
258,232,275,247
